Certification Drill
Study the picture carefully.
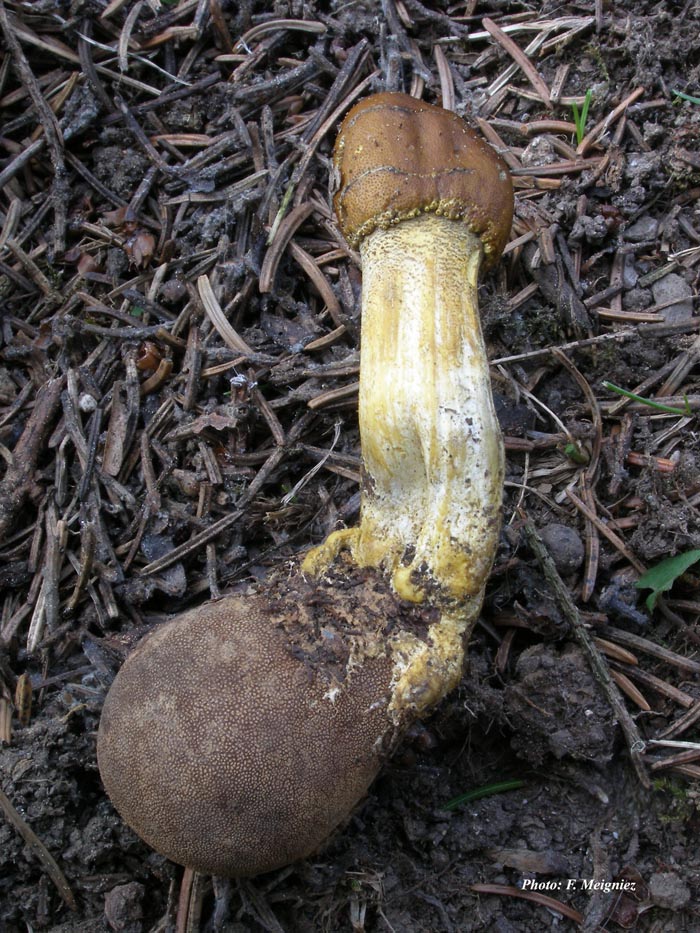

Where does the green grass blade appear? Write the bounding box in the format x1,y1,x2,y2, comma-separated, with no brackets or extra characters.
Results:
672,89,700,104
443,779,526,811
602,381,689,416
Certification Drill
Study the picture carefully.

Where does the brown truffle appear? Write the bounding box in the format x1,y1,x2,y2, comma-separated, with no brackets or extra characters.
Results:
97,581,402,877
333,92,513,268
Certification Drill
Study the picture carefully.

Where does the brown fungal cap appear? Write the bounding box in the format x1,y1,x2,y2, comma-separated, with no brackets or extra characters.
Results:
333,92,513,268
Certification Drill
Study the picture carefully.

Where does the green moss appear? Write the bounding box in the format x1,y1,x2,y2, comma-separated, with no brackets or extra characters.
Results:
653,777,698,825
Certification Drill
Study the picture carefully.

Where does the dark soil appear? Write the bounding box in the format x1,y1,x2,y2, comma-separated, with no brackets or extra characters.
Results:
1,1,700,931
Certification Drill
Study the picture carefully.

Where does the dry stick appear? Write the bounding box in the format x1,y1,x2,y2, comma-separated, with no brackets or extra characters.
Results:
470,884,583,924
249,385,286,446
671,763,700,779
0,689,12,743
307,381,359,410
0,377,64,539
299,38,370,144
175,867,203,933
658,700,700,739
259,202,315,291
0,2,68,252
551,350,602,600
513,158,600,176
286,68,380,215
603,626,700,675
138,511,244,576
650,747,700,772
303,324,347,351
3,239,62,301
78,17,116,113
481,22,549,101
521,514,651,788
609,661,696,709
0,785,77,910
288,242,344,328
610,669,651,711
577,85,646,156
434,43,455,112
553,349,602,478
175,869,194,933
490,328,639,366
196,275,254,354
566,487,646,574
139,444,288,575
579,473,601,603
238,879,287,933
482,17,554,108
233,15,326,50
115,94,173,173
477,118,523,171
0,137,45,188
657,331,700,397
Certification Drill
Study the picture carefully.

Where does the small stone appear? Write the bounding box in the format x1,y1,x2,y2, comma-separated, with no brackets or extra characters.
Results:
623,215,659,242
105,247,129,280
520,136,557,167
613,185,646,217
624,151,660,184
569,214,609,245
642,120,665,145
621,252,638,289
622,287,653,311
648,871,691,910
104,882,145,933
160,278,187,303
652,272,694,323
539,523,585,574
78,393,98,413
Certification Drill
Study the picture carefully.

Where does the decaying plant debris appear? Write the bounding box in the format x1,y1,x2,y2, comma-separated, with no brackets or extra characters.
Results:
1,1,700,930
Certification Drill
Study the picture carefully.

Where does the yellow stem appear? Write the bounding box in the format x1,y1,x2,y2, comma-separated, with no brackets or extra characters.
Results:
303,214,504,712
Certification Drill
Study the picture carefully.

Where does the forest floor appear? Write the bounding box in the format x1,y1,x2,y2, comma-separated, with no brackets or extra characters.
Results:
1,1,700,931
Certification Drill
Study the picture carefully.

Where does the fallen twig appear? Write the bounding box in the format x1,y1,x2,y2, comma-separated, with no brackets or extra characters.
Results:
0,377,65,539
604,626,700,675
0,785,77,911
521,513,651,788
0,2,69,251
470,883,583,924
479,17,553,108
577,85,646,155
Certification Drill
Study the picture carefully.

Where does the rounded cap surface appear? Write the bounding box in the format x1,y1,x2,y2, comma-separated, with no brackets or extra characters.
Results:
97,589,398,877
333,92,513,268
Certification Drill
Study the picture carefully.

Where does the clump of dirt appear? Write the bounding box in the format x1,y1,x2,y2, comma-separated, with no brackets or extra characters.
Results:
504,644,616,765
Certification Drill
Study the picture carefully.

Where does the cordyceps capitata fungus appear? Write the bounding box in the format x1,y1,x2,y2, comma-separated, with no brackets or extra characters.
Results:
97,92,513,879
